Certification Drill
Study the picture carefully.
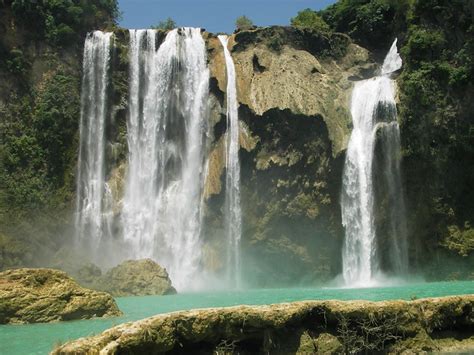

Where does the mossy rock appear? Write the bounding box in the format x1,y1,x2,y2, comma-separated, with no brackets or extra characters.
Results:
53,295,474,354
0,268,121,324
98,259,177,297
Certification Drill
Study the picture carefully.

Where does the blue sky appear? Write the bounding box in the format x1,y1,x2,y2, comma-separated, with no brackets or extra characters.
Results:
118,0,337,34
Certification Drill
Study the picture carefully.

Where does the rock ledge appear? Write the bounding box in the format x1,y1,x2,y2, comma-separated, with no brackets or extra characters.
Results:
0,268,122,324
53,295,474,354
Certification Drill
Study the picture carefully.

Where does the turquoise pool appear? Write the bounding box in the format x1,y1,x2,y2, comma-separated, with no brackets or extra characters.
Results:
2,280,474,354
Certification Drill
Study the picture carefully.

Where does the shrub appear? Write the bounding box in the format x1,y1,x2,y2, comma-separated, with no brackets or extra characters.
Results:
10,0,119,46
291,9,330,32
235,15,254,31
151,17,176,30
443,223,474,257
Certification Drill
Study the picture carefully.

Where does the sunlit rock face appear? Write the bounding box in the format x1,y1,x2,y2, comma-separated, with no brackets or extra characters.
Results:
203,27,377,287
0,268,121,324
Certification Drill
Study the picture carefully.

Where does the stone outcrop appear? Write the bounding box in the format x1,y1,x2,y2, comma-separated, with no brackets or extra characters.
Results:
209,27,375,156
53,295,474,354
0,268,121,324
98,259,177,297
201,27,377,286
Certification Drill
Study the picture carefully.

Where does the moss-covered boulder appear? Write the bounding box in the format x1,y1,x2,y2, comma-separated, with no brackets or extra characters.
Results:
99,259,176,297
0,268,121,324
52,295,474,354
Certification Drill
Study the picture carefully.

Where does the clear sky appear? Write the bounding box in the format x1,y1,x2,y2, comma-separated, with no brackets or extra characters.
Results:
118,0,337,34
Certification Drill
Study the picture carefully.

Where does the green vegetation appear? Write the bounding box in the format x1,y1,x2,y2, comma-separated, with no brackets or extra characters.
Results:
235,15,254,31
0,69,80,219
443,223,474,257
291,8,330,32
151,17,176,30
319,0,410,50
10,0,119,45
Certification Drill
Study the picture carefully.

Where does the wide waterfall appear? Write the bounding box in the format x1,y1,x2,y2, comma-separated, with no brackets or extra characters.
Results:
75,31,113,248
218,35,242,288
121,28,210,290
341,39,408,286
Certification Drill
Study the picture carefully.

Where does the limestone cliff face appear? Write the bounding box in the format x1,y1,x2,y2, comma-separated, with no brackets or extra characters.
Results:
202,27,375,286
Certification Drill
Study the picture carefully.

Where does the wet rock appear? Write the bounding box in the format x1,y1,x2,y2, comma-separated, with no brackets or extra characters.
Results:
0,268,121,324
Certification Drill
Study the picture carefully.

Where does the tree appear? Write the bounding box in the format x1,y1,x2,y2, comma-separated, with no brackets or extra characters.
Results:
152,17,176,30
235,15,254,31
291,9,330,32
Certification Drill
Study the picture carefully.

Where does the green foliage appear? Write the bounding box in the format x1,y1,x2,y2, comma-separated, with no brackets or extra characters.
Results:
320,0,410,49
151,17,176,30
5,49,30,76
402,26,446,64
0,70,79,219
291,9,330,32
235,15,254,31
442,223,474,257
33,73,80,185
10,0,119,46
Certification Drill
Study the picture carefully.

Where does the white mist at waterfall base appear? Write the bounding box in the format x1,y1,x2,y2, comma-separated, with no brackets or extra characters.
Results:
218,35,242,289
75,31,113,255
341,39,408,288
121,28,210,291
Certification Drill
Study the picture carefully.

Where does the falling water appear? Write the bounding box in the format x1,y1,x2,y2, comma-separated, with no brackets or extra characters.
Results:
121,28,210,290
218,35,242,288
341,39,407,286
75,31,113,247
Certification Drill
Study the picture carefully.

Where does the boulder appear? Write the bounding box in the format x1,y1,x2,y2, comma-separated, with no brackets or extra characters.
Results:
99,259,177,297
0,268,121,324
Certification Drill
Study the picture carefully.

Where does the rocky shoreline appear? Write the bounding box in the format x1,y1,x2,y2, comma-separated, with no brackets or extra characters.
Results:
53,294,474,354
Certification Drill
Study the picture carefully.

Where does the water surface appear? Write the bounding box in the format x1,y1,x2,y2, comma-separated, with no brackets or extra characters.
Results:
2,280,474,354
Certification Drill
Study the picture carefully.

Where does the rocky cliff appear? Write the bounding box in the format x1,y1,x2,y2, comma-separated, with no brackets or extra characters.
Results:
201,27,375,285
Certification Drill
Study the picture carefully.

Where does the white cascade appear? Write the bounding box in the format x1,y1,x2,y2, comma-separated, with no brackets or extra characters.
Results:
341,39,407,286
218,35,242,289
75,31,113,248
122,28,210,290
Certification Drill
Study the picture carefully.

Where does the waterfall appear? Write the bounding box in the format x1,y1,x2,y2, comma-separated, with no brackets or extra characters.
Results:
341,39,407,286
75,31,113,247
218,35,242,288
121,28,210,290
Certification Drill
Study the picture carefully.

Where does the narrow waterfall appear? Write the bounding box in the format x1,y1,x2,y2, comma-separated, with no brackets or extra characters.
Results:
121,28,210,290
218,35,242,288
75,31,113,247
341,39,407,286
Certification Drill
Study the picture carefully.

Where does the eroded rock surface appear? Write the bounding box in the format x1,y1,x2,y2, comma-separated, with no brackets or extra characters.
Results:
0,268,121,324
52,295,474,354
98,259,177,297
200,27,377,285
